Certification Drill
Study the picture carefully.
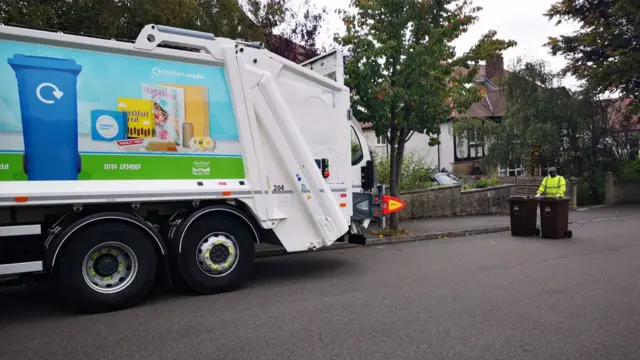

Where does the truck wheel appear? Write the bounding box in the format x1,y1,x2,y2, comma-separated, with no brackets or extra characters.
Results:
177,213,255,295
57,222,158,313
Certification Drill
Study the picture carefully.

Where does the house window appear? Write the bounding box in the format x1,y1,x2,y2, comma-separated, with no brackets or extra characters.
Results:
376,135,387,146
453,131,486,161
498,164,524,177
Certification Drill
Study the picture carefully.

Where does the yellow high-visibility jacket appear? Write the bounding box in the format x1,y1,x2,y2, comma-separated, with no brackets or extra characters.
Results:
537,175,566,197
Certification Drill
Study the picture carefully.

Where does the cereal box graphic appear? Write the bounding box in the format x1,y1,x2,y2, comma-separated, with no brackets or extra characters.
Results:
141,84,186,145
162,84,210,138
117,98,154,139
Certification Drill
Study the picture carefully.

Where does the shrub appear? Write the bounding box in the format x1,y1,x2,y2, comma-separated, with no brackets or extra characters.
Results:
462,175,501,190
576,177,606,206
617,159,640,180
474,178,489,188
487,175,501,187
373,150,435,192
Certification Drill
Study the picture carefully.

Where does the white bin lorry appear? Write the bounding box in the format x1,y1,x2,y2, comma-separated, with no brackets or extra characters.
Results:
0,23,406,312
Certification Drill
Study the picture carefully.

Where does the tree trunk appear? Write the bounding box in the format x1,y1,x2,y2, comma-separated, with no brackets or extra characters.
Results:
389,127,407,229
388,138,398,224
388,123,399,229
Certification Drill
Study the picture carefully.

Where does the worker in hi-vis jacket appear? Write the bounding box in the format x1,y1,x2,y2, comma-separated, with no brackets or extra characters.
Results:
536,167,566,198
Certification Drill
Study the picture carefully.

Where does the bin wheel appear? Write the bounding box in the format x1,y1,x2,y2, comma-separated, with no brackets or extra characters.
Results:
534,228,540,236
565,230,573,239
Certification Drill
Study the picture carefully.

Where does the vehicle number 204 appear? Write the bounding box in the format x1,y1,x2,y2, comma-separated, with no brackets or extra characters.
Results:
272,184,285,192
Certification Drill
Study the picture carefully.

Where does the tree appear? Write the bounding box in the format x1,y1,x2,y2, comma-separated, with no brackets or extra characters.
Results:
545,0,640,114
336,0,516,229
245,0,328,62
0,0,202,40
0,0,326,63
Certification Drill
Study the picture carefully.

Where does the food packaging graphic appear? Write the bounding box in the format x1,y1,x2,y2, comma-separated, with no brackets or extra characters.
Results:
91,110,127,141
8,54,83,181
118,98,155,139
162,84,210,138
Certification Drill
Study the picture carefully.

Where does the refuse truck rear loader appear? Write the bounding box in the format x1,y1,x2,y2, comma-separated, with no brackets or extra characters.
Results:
0,23,405,313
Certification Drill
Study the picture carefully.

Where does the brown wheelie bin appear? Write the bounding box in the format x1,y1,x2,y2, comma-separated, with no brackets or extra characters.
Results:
507,196,539,236
538,197,572,239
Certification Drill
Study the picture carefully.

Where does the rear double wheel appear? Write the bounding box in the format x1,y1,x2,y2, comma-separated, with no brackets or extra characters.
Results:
57,222,158,313
176,212,255,294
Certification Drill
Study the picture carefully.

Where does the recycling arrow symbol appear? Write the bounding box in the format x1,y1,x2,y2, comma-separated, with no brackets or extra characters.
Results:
36,82,64,104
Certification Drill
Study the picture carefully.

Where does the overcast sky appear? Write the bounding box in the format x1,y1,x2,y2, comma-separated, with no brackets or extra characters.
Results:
288,0,580,88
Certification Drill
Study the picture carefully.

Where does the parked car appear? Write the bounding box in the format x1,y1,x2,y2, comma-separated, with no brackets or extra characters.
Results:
432,172,461,186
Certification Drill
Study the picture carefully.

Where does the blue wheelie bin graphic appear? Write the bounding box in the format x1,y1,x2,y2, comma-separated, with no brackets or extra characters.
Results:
8,54,83,181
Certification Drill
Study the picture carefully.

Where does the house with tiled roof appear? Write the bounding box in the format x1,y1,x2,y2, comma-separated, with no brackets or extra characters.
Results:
605,97,640,133
360,56,508,174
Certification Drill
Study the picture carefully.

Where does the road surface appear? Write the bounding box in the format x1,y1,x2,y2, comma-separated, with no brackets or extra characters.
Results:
2,216,640,360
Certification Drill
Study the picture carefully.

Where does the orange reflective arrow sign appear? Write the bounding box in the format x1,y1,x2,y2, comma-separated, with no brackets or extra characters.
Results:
387,198,403,212
381,195,406,215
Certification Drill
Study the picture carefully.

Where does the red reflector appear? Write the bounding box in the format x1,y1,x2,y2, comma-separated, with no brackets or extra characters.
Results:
14,196,28,203
381,195,406,215
340,193,347,198
222,191,232,196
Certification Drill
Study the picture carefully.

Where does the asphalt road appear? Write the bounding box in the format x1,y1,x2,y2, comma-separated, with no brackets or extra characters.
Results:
2,216,640,360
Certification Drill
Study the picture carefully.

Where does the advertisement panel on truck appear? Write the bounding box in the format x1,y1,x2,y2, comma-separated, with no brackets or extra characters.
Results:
0,40,244,181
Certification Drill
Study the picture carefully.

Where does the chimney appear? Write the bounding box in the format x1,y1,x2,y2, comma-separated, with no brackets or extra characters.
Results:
485,55,504,83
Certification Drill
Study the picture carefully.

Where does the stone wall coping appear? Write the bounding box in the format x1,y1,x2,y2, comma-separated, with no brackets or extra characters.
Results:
400,184,461,195
399,183,516,196
461,184,515,194
615,178,640,185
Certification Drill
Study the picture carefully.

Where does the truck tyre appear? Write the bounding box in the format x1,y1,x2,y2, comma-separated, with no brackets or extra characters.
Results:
57,221,158,313
177,213,255,295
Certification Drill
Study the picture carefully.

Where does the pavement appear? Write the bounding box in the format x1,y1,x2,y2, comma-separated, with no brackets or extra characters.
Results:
1,215,640,359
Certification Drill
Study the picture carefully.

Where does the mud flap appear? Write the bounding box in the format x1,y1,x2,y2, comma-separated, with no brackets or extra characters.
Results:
339,219,368,245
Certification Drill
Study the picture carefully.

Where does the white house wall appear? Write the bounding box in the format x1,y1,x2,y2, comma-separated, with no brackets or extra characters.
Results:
363,122,454,172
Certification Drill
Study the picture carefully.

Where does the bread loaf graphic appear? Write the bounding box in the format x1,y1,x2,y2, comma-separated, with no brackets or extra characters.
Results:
145,141,177,152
